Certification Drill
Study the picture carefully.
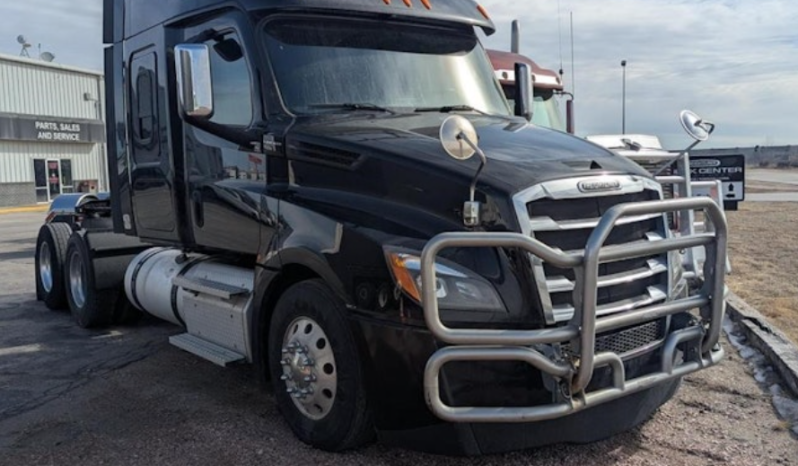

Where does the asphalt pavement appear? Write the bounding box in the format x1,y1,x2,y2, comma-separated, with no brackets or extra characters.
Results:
0,212,796,465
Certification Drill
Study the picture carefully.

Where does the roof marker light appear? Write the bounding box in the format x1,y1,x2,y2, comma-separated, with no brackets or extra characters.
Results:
403,0,412,7
420,0,432,9
477,4,490,19
383,0,391,4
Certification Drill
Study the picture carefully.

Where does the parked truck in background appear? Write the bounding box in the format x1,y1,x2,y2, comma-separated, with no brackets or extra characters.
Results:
33,0,728,456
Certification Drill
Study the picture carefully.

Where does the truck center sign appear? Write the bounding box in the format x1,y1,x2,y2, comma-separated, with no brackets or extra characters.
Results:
690,154,745,209
0,114,105,144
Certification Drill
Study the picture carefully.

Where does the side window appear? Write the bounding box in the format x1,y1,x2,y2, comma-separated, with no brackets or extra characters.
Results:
206,32,253,126
130,52,160,164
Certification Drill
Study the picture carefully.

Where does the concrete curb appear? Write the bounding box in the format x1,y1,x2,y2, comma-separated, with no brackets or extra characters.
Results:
0,205,48,215
726,292,798,397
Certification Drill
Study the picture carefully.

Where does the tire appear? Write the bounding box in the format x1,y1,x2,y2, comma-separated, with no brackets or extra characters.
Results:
64,232,117,329
35,223,73,310
268,279,374,451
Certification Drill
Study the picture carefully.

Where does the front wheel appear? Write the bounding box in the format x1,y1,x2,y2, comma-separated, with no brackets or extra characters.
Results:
268,279,374,451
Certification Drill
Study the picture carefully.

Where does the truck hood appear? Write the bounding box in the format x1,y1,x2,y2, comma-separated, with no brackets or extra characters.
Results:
287,112,650,196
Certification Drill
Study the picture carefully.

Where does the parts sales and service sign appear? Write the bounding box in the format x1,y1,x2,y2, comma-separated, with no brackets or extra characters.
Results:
0,114,105,144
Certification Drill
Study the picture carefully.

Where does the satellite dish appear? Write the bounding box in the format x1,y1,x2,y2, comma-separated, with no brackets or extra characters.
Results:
17,35,27,45
40,52,55,63
439,115,478,161
679,110,711,142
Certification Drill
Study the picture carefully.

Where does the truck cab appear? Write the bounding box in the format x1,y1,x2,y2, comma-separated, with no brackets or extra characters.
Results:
33,0,728,456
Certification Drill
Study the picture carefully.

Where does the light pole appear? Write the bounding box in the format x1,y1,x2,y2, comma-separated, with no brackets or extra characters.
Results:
621,60,627,134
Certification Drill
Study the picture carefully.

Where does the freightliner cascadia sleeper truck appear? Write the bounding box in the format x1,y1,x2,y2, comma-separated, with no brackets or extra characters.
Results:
33,0,728,455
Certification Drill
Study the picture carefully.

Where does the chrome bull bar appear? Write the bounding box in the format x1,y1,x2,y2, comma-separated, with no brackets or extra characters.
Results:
421,198,727,423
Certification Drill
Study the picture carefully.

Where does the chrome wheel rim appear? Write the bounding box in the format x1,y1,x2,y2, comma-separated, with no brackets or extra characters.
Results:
280,317,337,421
68,250,87,308
39,242,53,293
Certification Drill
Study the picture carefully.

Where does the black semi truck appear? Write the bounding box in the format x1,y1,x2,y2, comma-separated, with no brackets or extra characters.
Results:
33,0,728,455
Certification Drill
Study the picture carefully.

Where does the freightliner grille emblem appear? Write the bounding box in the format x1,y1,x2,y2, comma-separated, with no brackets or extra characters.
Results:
578,179,623,193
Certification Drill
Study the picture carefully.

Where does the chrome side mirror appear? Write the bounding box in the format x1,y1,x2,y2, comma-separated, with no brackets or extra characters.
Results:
175,44,214,119
439,116,488,227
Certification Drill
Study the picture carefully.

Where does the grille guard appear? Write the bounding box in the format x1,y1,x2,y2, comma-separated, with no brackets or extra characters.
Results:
421,198,727,423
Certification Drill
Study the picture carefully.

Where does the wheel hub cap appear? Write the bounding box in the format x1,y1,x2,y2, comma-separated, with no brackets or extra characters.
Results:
280,317,337,421
68,250,87,308
39,242,53,293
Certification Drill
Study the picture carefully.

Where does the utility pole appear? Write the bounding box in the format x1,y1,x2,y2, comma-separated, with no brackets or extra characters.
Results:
621,60,627,134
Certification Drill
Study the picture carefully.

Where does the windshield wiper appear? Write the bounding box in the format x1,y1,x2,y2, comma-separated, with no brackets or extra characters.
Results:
414,105,491,116
414,105,514,121
307,103,398,115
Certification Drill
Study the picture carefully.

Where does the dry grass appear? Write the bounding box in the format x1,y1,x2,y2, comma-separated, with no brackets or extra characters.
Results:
726,202,798,344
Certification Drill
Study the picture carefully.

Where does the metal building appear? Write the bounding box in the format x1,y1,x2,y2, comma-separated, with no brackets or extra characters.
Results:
0,53,106,208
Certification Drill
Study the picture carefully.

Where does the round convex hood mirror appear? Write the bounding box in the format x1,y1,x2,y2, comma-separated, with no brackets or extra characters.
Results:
440,115,478,161
679,110,710,142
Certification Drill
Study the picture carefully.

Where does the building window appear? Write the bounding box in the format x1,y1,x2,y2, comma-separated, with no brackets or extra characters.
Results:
61,160,74,194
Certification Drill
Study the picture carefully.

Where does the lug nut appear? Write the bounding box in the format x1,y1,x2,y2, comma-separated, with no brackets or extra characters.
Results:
303,375,316,383
280,374,289,381
286,387,295,394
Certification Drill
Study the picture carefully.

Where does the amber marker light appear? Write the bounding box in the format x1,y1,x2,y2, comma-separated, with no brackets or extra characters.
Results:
420,0,432,9
403,0,412,6
387,253,422,302
477,4,490,19
383,0,391,4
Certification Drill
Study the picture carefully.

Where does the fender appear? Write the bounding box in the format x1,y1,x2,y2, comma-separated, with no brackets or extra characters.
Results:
248,245,352,384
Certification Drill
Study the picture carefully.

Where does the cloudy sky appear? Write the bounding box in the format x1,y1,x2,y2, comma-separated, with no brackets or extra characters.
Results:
1,0,795,149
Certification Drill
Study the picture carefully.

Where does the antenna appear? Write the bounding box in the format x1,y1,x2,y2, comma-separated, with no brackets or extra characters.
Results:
40,51,55,63
558,0,564,82
17,34,32,57
570,12,576,97
511,20,521,54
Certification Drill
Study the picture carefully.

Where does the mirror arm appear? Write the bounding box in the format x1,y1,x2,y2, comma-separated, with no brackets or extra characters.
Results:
458,133,487,202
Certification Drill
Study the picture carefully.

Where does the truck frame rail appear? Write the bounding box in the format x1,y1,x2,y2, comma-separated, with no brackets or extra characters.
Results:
421,197,727,423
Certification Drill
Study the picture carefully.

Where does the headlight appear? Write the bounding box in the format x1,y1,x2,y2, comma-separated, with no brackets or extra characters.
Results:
385,249,505,312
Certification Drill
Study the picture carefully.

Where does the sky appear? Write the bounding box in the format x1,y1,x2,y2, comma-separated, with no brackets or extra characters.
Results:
1,0,796,149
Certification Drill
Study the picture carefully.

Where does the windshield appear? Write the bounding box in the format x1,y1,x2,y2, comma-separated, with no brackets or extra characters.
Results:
501,85,565,132
262,17,510,115
531,92,565,132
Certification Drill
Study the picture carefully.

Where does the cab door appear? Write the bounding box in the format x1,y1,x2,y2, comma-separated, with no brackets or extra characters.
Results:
126,30,180,242
172,10,269,254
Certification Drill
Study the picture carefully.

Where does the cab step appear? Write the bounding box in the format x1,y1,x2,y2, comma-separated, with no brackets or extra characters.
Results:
169,333,245,367
172,276,249,300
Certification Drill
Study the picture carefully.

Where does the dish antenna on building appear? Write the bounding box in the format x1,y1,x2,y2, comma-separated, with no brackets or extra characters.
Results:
40,51,55,62
17,35,32,57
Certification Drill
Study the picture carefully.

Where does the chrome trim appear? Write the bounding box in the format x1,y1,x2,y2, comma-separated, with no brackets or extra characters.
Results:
552,285,668,322
546,258,668,293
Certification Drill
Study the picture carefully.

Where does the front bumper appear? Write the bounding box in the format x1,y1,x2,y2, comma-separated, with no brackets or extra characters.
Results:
421,197,727,423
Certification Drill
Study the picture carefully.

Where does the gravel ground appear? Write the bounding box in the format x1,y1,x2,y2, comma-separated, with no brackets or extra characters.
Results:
1,212,796,465
726,176,798,344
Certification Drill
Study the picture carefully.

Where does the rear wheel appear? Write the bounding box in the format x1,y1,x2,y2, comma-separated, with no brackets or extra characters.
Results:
35,223,73,310
268,279,374,451
64,233,117,328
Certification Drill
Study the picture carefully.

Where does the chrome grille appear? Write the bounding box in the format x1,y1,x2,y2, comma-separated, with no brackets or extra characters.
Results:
522,182,669,323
